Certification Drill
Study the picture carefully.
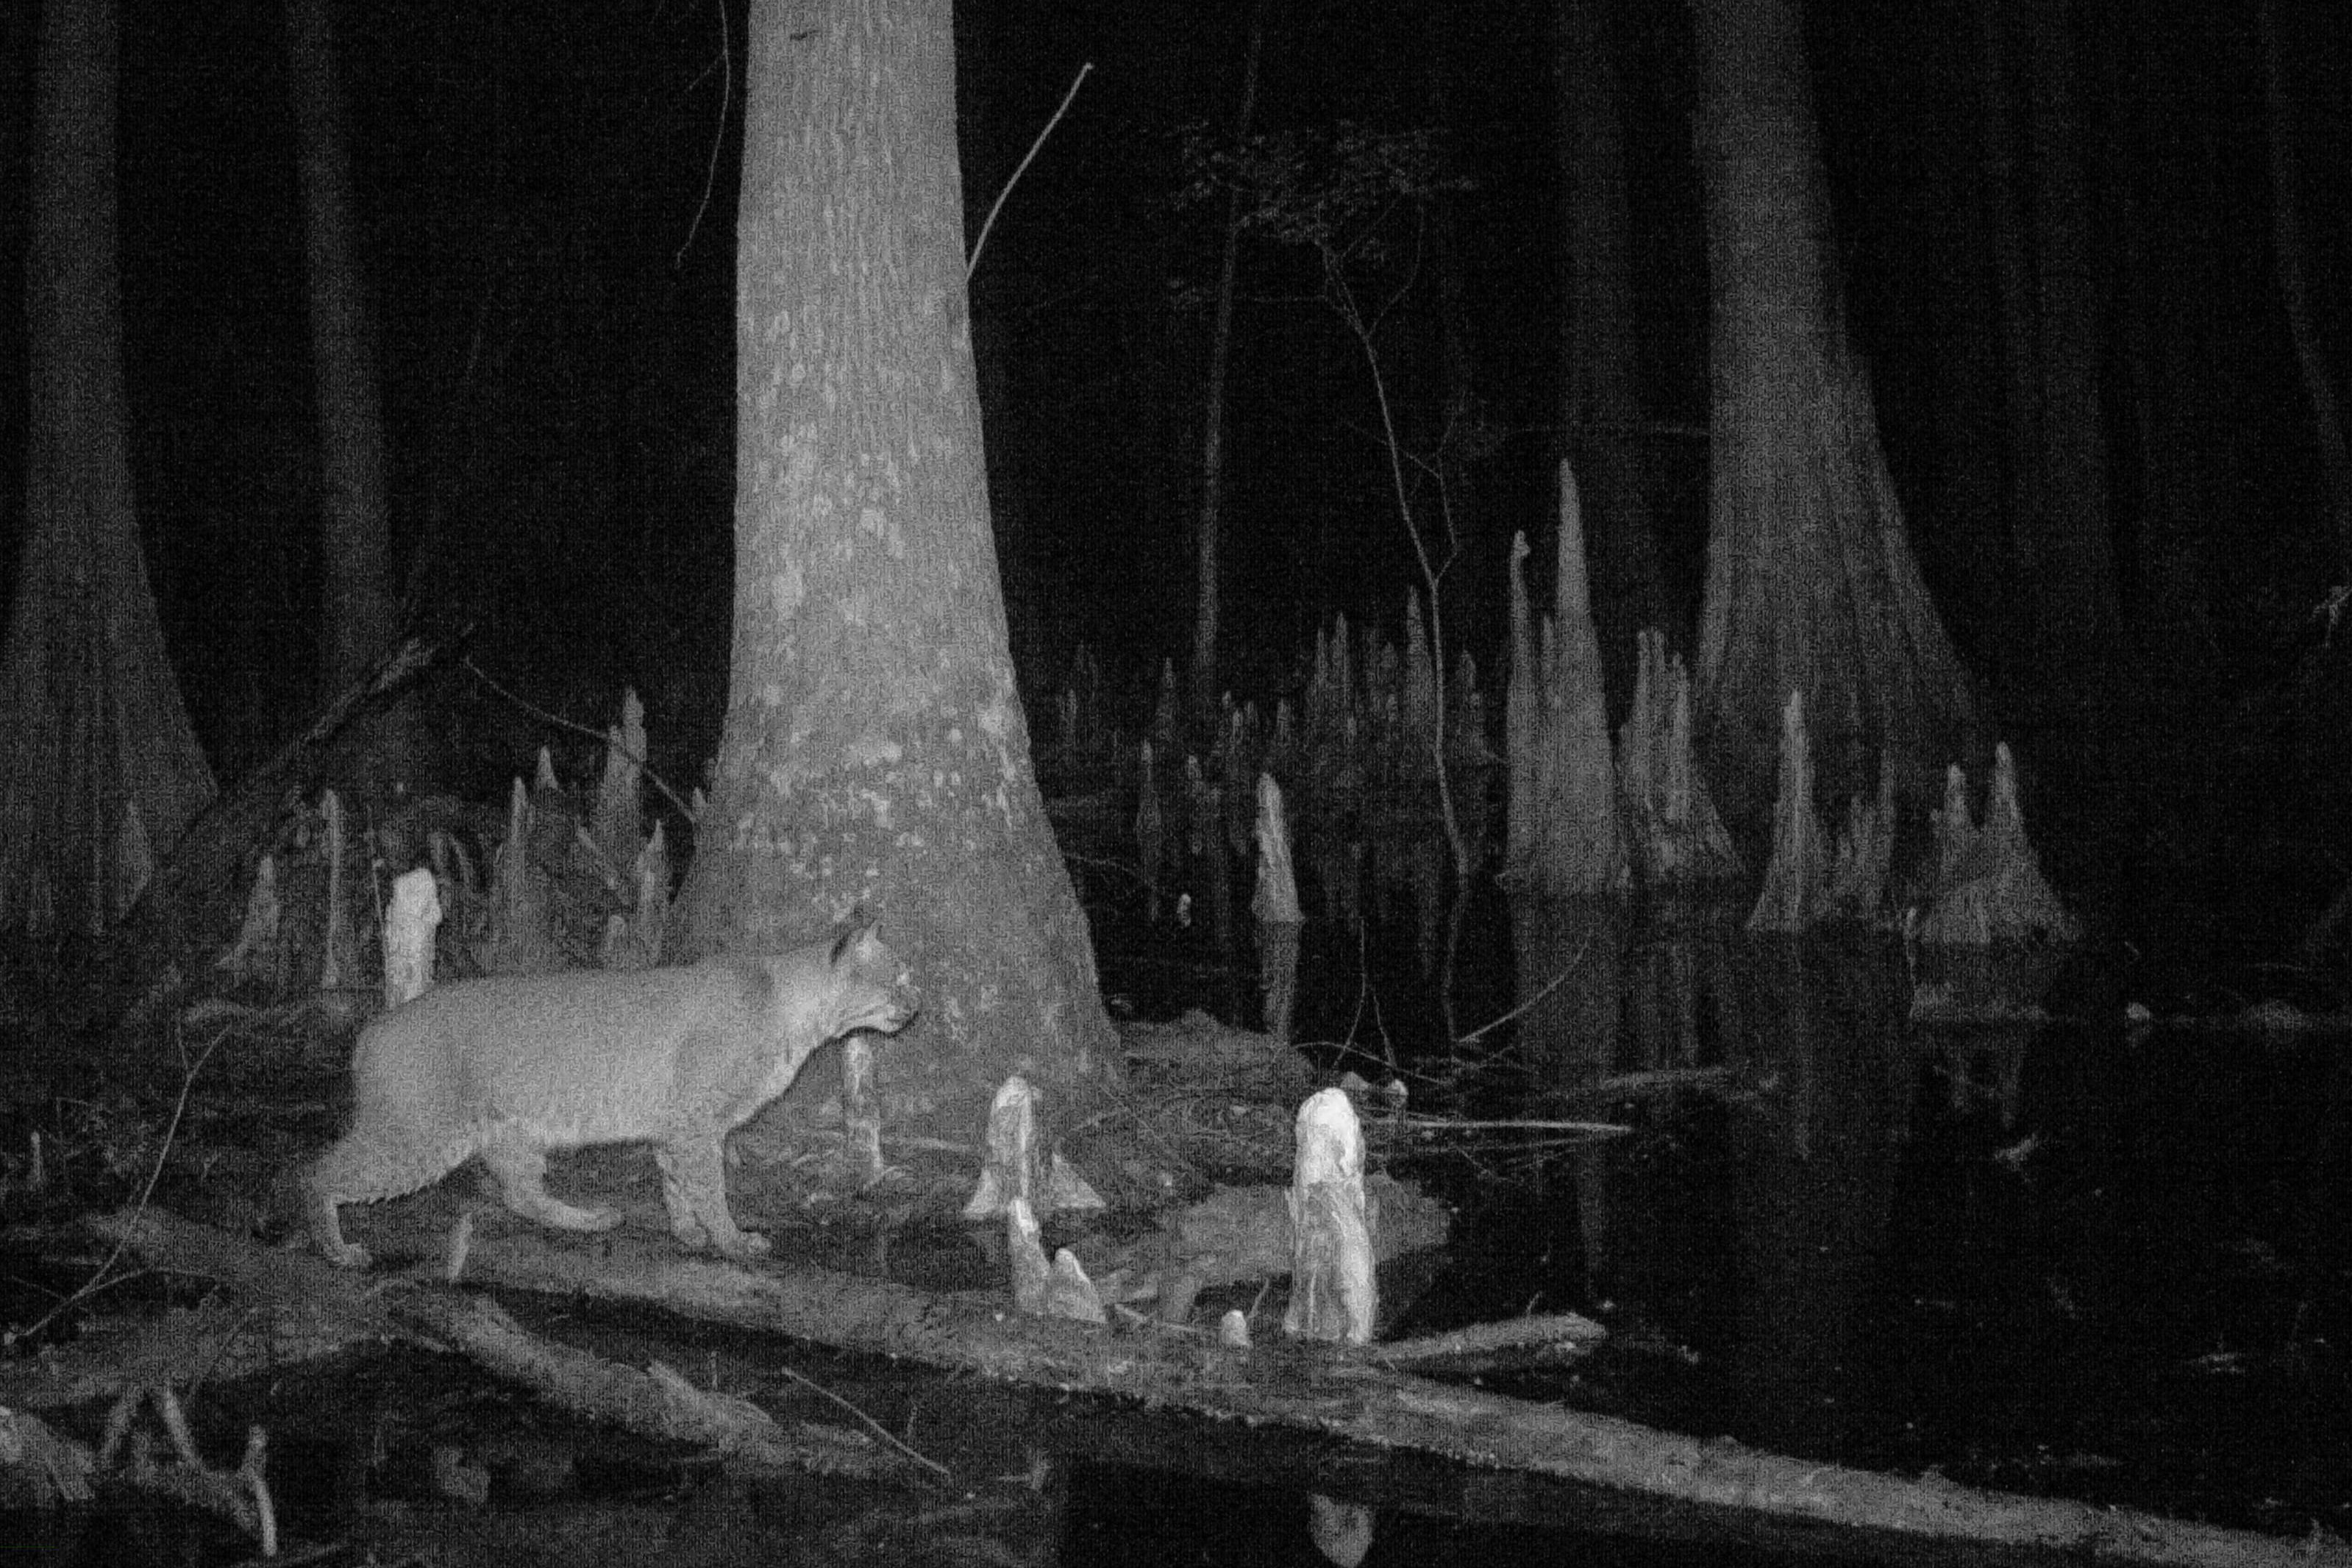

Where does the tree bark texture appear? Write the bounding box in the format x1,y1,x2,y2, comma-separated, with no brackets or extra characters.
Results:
684,0,1117,1136
1690,0,1975,827
0,0,213,936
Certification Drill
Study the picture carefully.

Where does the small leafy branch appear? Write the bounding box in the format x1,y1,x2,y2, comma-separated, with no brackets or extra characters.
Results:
1175,118,1486,1039
1176,121,1465,254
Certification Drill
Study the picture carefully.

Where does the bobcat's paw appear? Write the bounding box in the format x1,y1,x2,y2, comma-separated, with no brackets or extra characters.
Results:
578,1205,624,1233
318,1237,372,1269
714,1230,772,1262
307,1194,371,1269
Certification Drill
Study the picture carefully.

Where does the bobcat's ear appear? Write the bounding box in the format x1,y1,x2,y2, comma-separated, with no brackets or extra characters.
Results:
830,914,876,965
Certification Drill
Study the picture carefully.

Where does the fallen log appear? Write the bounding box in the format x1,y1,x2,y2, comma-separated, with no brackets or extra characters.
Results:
0,1298,367,1412
384,1289,932,1485
64,1211,926,1486
90,1206,2348,1568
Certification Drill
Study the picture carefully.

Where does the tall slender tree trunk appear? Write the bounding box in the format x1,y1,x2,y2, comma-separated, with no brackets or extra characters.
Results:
0,0,214,937
1986,0,2120,668
1971,0,2126,678
682,0,1116,1137
1418,0,1491,658
1189,6,1266,731
286,0,398,712
2014,0,2114,635
2259,2,2352,572
1558,0,1668,691
1973,0,2042,596
2109,18,2219,661
1689,0,1975,824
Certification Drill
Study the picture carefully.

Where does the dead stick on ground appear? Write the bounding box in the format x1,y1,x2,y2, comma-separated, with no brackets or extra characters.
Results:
1364,1311,1607,1366
6,1021,229,1347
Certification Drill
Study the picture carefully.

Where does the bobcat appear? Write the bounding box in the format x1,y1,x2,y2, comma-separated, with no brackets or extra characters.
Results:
303,922,919,1268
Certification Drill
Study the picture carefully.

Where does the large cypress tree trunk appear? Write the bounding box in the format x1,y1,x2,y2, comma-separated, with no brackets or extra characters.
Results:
0,0,214,938
682,0,1118,1138
1689,0,1975,824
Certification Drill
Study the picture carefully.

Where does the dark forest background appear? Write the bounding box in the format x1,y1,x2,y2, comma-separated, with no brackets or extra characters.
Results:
0,0,2348,985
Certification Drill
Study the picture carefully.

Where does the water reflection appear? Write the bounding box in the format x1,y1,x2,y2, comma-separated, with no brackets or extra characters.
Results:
1483,893,2349,1530
1717,931,1909,1460
1506,897,1916,1457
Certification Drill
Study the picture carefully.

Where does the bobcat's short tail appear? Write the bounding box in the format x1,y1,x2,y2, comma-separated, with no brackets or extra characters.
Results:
304,1123,480,1207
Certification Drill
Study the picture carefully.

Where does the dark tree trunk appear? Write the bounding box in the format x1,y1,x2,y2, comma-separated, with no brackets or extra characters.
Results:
1973,0,2042,599
2259,2,2352,572
1417,0,1492,667
286,0,396,706
1558,0,1669,694
0,0,214,937
1689,0,1976,826
2108,17,2221,663
682,0,1119,1138
287,0,410,790
1189,7,1266,731
1971,0,2123,680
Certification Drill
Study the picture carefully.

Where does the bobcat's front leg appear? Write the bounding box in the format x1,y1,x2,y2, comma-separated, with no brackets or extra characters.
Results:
655,1136,769,1261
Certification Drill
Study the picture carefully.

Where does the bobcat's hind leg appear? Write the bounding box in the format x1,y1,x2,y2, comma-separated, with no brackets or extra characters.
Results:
478,1134,622,1235
303,1123,471,1269
300,1147,374,1269
655,1136,768,1261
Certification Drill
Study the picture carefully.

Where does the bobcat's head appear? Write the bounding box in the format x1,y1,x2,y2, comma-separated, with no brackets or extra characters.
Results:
827,920,920,1038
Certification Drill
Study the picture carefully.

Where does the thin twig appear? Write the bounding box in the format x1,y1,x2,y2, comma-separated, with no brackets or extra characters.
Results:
967,63,1093,281
673,0,732,271
1379,1115,1631,1136
1453,938,1592,1048
460,657,698,823
1324,243,1474,1044
7,1021,227,1347
767,1360,951,1480
1059,850,1156,892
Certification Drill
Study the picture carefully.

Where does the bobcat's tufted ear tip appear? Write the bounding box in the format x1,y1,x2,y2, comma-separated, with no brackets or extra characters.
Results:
830,911,880,965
